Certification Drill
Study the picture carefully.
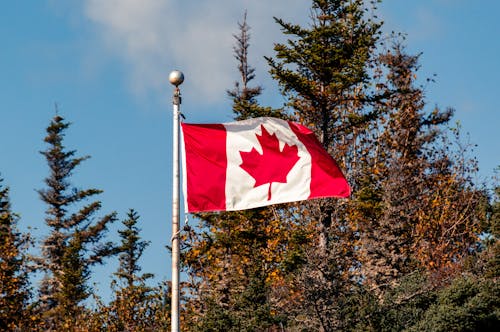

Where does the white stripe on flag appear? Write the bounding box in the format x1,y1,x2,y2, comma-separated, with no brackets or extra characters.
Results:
224,117,312,210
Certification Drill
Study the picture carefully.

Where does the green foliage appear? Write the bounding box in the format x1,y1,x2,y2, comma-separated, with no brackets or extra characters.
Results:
266,0,382,148
95,283,170,332
407,277,499,331
191,268,281,332
115,209,153,287
368,272,438,331
57,232,89,314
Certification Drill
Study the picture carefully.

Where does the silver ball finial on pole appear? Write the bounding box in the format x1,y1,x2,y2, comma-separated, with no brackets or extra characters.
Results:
169,70,184,87
169,70,183,106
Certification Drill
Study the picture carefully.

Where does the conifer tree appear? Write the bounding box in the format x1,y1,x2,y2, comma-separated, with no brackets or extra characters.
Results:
227,11,282,121
266,0,382,149
104,209,158,331
0,176,32,330
265,1,384,329
35,115,117,328
355,44,453,291
227,11,261,119
115,209,152,288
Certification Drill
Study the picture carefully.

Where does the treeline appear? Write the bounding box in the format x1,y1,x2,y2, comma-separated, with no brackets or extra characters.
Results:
1,0,499,331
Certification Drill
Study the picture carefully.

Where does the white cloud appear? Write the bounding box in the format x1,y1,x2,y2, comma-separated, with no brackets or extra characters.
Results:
85,0,174,97
84,0,308,105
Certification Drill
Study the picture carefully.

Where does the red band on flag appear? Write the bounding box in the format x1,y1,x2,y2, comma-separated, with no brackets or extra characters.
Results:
289,122,351,199
181,123,227,212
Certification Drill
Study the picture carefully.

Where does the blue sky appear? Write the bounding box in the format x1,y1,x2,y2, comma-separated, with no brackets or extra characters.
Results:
1,0,499,302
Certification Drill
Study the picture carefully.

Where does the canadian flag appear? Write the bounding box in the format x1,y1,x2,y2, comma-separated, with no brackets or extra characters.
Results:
181,117,350,212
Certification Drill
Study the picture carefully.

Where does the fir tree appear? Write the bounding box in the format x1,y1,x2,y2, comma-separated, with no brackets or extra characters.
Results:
227,11,261,116
35,115,117,328
227,11,282,120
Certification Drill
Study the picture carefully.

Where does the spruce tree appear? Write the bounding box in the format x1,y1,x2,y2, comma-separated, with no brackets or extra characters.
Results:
0,176,32,330
115,209,152,288
356,44,455,291
103,209,163,331
35,115,117,328
265,1,383,329
266,0,382,149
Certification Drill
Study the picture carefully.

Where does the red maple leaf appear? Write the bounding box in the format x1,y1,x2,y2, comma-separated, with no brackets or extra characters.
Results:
239,124,300,200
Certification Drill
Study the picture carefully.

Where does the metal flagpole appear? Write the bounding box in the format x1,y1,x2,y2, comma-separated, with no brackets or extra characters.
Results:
169,70,184,332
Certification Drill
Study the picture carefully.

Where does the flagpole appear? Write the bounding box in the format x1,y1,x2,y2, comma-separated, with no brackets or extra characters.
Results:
169,70,184,332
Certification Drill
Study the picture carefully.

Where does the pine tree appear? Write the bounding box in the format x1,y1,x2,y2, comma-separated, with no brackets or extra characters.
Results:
35,115,117,328
0,176,32,330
